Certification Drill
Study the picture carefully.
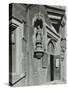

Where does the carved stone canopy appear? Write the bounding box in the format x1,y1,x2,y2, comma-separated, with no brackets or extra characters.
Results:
32,12,45,28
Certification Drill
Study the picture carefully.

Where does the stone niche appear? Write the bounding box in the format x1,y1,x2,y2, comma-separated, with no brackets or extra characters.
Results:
32,13,45,59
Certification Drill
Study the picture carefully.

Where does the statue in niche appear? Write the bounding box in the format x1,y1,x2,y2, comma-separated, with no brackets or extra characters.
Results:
33,15,44,59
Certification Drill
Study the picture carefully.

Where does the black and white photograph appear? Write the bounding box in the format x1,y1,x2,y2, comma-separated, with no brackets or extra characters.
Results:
9,3,66,87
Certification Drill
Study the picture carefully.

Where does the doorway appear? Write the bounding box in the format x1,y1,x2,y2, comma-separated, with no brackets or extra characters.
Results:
50,55,54,81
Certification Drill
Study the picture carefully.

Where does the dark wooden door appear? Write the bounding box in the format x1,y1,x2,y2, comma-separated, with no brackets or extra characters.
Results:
50,55,54,81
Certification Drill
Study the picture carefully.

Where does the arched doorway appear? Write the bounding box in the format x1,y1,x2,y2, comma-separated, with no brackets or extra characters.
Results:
47,40,55,81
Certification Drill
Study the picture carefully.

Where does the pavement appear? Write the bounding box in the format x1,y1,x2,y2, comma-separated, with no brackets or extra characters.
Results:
13,78,66,87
